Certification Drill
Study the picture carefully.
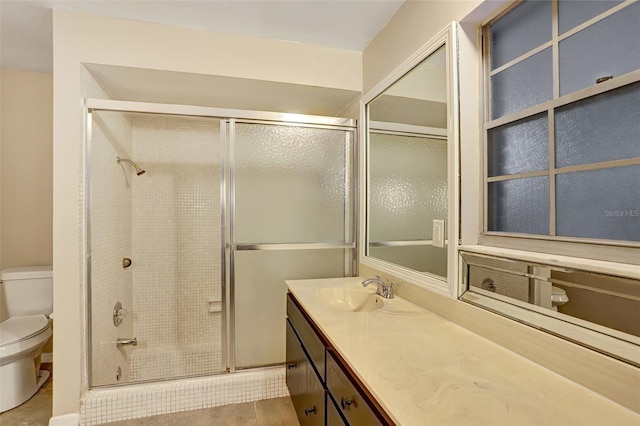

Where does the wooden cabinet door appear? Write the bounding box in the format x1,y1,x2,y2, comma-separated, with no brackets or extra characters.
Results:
327,394,348,426
286,320,304,415
327,352,384,426
286,319,325,426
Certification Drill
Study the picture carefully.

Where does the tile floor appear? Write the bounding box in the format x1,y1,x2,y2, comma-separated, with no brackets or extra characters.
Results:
105,397,299,425
0,363,299,426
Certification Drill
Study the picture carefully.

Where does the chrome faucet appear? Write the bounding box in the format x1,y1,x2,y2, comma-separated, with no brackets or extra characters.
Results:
361,275,397,299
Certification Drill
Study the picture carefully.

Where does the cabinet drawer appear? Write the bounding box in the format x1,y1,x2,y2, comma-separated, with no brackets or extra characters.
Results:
327,352,385,426
287,293,325,380
327,394,348,426
286,320,325,426
286,320,305,408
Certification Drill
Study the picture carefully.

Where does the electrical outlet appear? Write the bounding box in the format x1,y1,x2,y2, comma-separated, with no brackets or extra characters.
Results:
433,219,445,248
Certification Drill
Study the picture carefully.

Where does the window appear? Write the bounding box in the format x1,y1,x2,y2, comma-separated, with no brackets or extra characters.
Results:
460,0,640,366
483,0,640,254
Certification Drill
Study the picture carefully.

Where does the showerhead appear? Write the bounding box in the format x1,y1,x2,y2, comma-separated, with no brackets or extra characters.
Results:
117,156,146,176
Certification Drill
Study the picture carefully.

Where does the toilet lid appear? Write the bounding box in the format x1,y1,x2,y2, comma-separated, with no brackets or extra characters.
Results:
0,314,49,346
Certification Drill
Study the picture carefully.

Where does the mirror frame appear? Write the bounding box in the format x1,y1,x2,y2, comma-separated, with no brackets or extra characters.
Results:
359,23,460,298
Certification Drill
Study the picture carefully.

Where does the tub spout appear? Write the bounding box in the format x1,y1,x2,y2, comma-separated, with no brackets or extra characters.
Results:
116,337,138,346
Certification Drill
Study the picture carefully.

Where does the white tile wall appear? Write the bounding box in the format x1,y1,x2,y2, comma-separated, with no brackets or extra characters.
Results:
79,366,288,425
90,110,135,386
130,341,222,381
130,114,222,380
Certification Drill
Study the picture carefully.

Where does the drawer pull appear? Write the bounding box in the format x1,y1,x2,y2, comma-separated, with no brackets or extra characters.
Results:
287,363,297,369
304,406,317,416
341,397,355,410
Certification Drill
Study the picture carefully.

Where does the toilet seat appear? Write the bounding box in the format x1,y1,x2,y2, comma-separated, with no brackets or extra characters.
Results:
0,315,52,367
0,314,49,346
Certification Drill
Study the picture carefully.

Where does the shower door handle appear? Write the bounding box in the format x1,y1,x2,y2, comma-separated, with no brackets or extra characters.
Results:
116,337,138,346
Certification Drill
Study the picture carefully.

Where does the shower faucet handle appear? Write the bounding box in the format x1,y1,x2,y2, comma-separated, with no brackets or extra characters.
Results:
113,302,129,326
116,337,138,346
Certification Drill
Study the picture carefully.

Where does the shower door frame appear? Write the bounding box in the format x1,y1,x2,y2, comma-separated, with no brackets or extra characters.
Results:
223,118,358,372
83,98,357,386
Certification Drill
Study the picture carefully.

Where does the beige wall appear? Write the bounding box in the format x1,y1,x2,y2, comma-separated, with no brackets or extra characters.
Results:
52,10,362,417
363,0,482,94
0,72,2,269
0,70,53,270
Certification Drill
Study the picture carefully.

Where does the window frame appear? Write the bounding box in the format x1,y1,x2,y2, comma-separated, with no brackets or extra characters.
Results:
480,0,640,265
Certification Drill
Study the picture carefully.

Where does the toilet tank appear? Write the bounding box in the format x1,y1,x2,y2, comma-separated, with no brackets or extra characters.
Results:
1,266,53,317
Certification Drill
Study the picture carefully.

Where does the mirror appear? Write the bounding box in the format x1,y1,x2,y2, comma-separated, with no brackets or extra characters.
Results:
459,251,640,365
366,42,450,279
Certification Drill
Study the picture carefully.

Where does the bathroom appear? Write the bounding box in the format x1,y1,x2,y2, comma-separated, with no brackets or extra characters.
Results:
1,0,639,425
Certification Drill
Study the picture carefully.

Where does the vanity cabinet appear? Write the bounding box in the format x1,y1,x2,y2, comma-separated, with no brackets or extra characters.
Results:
326,352,382,426
326,395,347,425
286,320,324,425
286,293,392,426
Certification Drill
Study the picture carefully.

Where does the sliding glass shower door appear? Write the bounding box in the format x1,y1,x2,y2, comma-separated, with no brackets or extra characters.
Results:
88,111,225,386
88,106,356,386
228,121,356,369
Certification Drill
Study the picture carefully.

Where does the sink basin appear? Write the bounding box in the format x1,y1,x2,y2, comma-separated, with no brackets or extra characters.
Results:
314,287,384,312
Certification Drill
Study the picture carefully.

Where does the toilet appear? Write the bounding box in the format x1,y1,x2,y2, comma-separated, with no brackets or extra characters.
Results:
551,286,569,311
0,266,53,413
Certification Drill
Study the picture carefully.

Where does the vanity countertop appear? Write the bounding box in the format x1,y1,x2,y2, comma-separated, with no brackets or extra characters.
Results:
286,277,640,426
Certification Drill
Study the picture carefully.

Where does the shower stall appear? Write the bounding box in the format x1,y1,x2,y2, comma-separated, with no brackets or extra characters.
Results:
86,101,356,388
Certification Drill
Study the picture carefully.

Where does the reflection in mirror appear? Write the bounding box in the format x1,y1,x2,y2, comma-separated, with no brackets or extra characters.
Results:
367,45,448,277
460,252,640,360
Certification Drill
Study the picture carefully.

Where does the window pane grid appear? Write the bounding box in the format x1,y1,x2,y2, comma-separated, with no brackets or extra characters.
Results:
556,0,634,42
488,158,640,181
484,0,640,243
489,41,553,77
487,0,635,83
548,109,556,235
551,0,560,99
486,70,640,130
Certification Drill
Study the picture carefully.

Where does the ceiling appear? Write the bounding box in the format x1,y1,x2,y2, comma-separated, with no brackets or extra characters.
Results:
0,0,405,74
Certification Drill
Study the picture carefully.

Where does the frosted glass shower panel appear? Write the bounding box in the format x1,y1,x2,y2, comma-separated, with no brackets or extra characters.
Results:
491,48,553,119
234,249,349,369
559,3,640,96
487,177,550,235
490,0,552,70
487,113,548,177
556,166,640,242
555,82,640,168
558,0,624,35
369,133,447,242
234,123,352,244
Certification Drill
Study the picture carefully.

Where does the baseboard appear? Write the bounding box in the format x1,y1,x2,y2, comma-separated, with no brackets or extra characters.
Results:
49,413,79,426
41,352,53,363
